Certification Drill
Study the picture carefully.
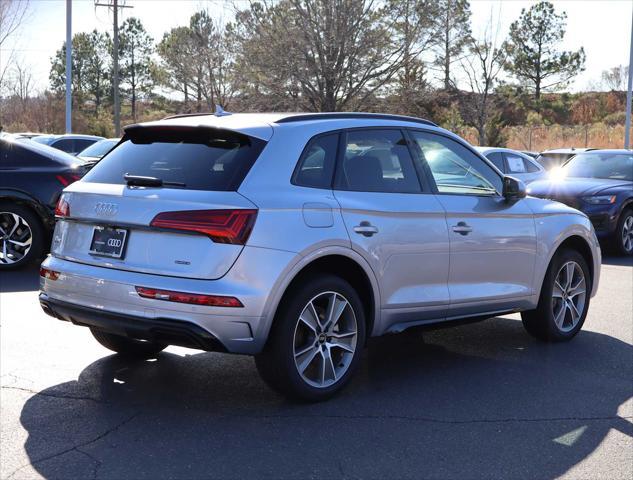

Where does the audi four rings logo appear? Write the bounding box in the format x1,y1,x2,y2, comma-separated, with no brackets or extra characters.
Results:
107,238,122,248
94,202,118,217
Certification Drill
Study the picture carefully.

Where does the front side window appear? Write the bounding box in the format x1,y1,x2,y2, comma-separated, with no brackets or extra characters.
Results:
410,131,502,195
293,133,338,189
336,129,421,193
486,152,506,173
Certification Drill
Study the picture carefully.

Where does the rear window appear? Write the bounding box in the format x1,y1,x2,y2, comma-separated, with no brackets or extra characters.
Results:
82,127,266,191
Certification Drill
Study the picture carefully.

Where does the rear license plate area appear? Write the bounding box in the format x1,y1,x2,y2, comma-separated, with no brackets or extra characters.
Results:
89,227,128,259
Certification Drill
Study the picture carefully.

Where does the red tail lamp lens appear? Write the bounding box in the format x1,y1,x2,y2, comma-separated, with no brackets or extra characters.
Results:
56,174,81,187
136,287,243,308
55,197,70,217
39,267,59,281
150,209,257,245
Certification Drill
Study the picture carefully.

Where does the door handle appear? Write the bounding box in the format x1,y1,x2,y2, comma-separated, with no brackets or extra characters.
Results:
353,221,379,237
452,222,473,235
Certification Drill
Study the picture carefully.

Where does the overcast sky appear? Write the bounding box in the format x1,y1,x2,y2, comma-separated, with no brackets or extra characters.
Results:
1,0,631,94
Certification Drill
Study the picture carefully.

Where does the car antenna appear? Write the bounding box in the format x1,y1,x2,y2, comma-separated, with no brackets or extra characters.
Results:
214,105,231,117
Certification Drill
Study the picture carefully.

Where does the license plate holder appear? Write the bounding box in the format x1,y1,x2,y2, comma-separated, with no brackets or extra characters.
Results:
89,227,128,259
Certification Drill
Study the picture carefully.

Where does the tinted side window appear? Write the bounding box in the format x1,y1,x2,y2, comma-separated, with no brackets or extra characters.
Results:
52,138,75,153
293,133,338,189
486,152,506,173
409,131,502,195
524,157,540,173
0,142,52,168
74,139,95,154
336,129,421,193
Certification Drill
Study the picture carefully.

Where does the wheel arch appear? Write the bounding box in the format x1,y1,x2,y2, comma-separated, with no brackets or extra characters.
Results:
262,247,381,345
0,189,53,229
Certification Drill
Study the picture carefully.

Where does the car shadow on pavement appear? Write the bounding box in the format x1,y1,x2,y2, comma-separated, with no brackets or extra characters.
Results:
601,254,633,267
0,264,40,293
16,317,632,479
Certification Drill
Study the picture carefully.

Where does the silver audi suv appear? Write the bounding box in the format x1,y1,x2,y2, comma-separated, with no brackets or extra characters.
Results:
39,112,601,401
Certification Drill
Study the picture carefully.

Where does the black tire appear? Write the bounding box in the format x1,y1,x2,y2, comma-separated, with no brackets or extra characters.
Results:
521,249,591,342
90,328,167,359
0,202,46,270
613,208,633,256
255,275,366,402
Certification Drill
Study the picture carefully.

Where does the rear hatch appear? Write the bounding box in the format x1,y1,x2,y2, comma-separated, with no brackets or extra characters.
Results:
51,125,266,280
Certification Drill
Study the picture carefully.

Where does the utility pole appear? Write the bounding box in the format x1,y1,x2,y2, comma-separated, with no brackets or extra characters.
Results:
95,0,132,137
626,2,633,149
65,0,72,133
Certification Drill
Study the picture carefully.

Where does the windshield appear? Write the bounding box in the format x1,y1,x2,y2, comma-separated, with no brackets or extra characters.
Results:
78,139,118,158
563,153,633,181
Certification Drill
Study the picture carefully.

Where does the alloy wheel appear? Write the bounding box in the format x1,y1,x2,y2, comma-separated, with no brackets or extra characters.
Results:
0,212,33,265
293,291,358,388
621,215,633,253
551,261,587,332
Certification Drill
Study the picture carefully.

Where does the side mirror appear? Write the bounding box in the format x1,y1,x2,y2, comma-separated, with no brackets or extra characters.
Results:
503,176,527,200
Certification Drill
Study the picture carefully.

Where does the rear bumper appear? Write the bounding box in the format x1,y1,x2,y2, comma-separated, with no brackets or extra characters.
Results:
40,294,228,352
39,246,298,354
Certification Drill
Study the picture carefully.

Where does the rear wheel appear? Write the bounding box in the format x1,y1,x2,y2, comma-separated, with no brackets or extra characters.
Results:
614,209,633,256
255,275,366,402
0,202,45,270
521,249,591,342
90,328,167,359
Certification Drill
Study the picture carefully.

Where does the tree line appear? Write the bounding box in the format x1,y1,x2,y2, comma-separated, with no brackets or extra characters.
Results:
0,0,629,145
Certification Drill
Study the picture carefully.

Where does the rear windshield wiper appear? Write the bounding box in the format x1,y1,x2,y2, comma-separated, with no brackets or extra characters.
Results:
124,174,186,188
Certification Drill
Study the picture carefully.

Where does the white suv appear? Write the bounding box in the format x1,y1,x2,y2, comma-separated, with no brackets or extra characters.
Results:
39,112,601,401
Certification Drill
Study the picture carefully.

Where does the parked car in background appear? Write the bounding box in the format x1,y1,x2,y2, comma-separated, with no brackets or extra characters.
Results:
0,136,85,269
77,138,120,168
535,148,595,170
39,112,601,401
30,134,104,155
528,150,633,255
475,147,546,184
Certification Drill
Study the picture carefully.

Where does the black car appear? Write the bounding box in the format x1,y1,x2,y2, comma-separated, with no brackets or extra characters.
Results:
528,150,633,255
30,134,104,155
0,137,85,269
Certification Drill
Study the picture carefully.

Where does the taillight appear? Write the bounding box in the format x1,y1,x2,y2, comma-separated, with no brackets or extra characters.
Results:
150,209,257,245
135,287,243,307
39,267,60,281
55,173,81,187
55,197,70,217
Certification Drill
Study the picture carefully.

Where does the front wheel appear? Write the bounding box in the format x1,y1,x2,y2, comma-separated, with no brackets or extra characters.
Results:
614,209,633,256
0,203,45,270
521,249,591,342
255,275,366,402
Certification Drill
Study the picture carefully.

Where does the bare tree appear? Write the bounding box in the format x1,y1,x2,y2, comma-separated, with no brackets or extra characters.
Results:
460,12,506,145
233,0,408,112
601,65,629,92
0,0,30,94
9,61,33,110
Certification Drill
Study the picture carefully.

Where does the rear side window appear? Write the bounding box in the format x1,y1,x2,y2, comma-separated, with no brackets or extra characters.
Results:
52,138,75,153
0,140,59,168
524,158,540,172
336,129,421,193
74,139,96,154
293,133,338,189
82,128,266,191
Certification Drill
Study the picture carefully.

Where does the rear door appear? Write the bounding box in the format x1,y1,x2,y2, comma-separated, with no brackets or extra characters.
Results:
333,128,449,329
409,130,537,317
51,126,266,280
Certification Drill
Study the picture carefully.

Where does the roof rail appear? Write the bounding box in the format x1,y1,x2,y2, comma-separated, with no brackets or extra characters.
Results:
276,112,437,127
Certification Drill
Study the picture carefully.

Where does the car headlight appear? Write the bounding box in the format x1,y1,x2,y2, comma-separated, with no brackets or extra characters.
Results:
581,195,616,205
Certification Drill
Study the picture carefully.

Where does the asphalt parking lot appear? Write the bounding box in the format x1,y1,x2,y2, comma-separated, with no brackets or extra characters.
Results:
1,256,631,480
